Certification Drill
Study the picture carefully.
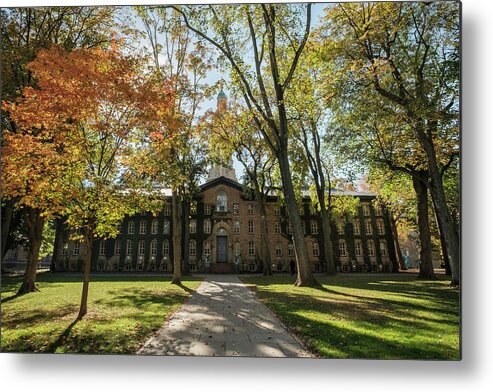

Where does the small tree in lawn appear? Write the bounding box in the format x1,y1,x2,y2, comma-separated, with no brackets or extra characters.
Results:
4,45,174,319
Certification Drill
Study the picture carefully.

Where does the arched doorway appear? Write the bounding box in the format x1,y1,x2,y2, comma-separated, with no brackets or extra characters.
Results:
216,228,228,263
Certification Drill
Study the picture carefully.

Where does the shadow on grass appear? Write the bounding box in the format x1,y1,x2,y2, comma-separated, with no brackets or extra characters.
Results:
44,319,79,353
2,305,77,329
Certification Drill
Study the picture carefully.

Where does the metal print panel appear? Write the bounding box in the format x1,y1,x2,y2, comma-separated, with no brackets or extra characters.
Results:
1,1,461,359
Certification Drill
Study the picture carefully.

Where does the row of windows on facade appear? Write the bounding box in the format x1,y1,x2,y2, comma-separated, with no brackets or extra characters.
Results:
159,197,381,218
62,238,388,259
120,217,386,237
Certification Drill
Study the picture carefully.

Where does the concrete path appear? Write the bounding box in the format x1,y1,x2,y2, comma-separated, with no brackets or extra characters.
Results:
138,275,313,357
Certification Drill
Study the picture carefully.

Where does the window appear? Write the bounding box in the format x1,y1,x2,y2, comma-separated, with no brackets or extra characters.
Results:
118,222,123,233
337,222,345,235
99,241,106,256
365,220,373,235
312,242,320,257
374,205,382,216
73,242,80,256
189,219,196,234
310,204,318,215
163,240,169,256
163,220,170,235
204,219,211,234
362,204,371,216
275,243,283,257
233,220,240,235
126,240,133,255
367,240,375,256
311,221,318,235
301,221,306,234
248,220,254,234
248,203,254,214
217,191,227,212
128,221,134,235
288,243,294,257
204,241,210,256
164,204,171,216
62,243,68,256
140,220,147,235
248,241,255,256
138,240,145,255
299,205,305,216
355,241,362,256
274,205,281,216
376,220,385,235
150,239,157,256
151,219,158,234
233,203,239,214
275,222,281,235
190,240,196,256
205,204,212,215
353,220,361,235
380,241,388,256
115,241,121,256
234,242,240,256
339,240,347,257
287,222,293,234
190,201,197,215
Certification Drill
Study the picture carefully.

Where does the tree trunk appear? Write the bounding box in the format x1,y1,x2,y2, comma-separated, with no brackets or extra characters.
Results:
182,198,190,276
416,124,459,285
1,199,14,260
77,227,94,321
320,205,336,275
278,152,318,287
391,217,406,270
431,194,452,275
257,192,272,276
17,207,45,295
171,189,182,285
50,218,63,272
412,176,435,280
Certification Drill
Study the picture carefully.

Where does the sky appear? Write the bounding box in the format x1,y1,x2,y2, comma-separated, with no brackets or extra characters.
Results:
131,3,331,180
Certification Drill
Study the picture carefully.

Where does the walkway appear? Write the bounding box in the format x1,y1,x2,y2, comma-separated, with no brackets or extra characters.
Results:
138,275,313,357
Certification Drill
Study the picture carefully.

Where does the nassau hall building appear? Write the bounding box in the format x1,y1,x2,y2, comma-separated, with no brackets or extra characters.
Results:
53,92,398,274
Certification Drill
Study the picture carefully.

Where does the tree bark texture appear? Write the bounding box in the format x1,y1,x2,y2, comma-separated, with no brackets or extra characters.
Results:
412,176,435,280
278,152,318,287
17,207,45,295
171,190,182,285
415,124,459,285
391,218,406,270
182,199,190,276
257,192,272,276
1,199,14,260
431,195,452,275
320,204,336,275
77,227,94,320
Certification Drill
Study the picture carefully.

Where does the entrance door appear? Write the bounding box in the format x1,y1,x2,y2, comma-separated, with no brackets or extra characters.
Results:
216,236,228,263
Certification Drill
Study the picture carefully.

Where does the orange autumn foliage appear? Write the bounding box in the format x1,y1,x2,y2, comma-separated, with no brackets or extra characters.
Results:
2,44,175,219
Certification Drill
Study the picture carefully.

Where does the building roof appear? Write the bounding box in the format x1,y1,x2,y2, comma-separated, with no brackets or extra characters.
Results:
217,89,227,99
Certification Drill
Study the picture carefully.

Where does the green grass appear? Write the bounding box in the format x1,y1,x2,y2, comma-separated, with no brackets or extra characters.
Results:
1,272,202,354
241,274,460,360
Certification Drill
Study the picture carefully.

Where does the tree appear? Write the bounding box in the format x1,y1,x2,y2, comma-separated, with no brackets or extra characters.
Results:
286,39,338,275
322,2,460,284
4,45,174,318
168,3,318,287
136,6,213,284
1,6,118,292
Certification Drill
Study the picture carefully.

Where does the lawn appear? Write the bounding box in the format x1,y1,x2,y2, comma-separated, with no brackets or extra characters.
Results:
241,274,460,360
1,272,202,354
